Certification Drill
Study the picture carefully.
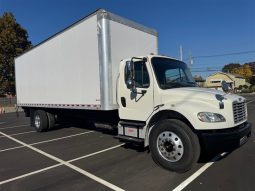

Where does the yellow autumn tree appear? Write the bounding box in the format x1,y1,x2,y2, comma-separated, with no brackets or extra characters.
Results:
243,65,253,78
231,65,253,79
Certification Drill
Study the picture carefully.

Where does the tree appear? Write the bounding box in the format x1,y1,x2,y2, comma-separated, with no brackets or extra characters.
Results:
243,84,248,89
244,62,255,74
0,12,32,96
222,63,241,73
193,75,204,82
232,65,253,79
242,65,253,79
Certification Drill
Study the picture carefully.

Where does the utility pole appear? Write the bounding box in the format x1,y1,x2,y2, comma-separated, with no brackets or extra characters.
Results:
180,45,183,61
189,50,193,66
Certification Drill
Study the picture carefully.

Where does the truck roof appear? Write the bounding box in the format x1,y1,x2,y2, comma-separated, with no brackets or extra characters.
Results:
121,54,180,62
15,9,158,60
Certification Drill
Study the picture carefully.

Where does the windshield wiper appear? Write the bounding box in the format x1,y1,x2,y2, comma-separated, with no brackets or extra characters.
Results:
186,82,198,87
161,83,183,89
161,82,196,89
186,81,195,84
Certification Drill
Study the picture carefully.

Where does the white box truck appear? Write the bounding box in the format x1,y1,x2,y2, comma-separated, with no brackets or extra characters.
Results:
15,9,251,172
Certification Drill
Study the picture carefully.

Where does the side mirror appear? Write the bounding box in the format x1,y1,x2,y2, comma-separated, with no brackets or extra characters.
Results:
126,78,134,89
127,61,134,72
221,80,229,93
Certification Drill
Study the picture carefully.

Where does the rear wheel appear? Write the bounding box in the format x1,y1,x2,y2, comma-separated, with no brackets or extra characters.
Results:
33,110,49,132
149,119,200,172
47,112,56,129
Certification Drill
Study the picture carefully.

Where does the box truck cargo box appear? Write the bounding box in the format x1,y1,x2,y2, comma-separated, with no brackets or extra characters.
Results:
15,9,158,110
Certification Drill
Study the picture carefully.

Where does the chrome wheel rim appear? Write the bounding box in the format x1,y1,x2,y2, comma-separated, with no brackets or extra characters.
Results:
34,115,41,129
157,131,184,162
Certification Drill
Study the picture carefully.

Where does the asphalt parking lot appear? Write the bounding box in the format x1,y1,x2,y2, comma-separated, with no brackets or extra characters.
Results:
0,95,254,191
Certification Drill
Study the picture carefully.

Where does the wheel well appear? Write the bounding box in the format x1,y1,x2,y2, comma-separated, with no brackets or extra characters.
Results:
148,110,195,132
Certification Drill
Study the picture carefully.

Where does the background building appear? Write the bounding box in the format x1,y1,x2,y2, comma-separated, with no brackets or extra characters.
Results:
205,72,250,90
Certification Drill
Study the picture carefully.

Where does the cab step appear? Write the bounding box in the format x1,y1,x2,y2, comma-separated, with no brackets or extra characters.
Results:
115,135,144,143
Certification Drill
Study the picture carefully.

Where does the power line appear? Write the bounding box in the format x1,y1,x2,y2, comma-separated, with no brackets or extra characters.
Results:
191,70,220,73
191,65,255,73
191,65,255,70
191,66,222,69
187,58,255,71
184,50,255,61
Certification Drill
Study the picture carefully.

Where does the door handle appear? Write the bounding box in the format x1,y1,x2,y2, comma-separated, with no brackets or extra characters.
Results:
121,97,126,107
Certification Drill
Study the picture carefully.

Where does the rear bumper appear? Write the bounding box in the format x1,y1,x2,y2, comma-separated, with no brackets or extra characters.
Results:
198,122,252,152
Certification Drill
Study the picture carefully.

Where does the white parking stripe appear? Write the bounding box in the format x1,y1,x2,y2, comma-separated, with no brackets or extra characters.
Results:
68,163,125,191
172,152,227,191
0,145,25,152
0,122,6,125
30,131,94,146
0,144,124,185
0,164,62,185
0,124,29,130
247,100,254,104
0,131,94,153
0,130,36,138
0,131,125,191
68,143,125,163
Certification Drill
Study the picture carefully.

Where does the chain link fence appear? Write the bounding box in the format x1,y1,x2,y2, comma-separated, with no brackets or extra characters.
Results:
0,97,17,107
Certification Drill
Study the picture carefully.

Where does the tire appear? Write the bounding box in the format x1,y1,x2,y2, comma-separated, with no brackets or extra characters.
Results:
47,112,56,129
33,110,49,132
30,109,35,127
149,119,200,172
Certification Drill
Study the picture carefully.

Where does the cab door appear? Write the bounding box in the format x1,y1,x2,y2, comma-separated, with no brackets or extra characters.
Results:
118,59,154,121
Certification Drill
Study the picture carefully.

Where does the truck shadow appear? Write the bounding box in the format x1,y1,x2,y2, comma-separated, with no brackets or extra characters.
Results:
198,150,231,163
49,120,149,153
48,120,118,135
48,121,236,162
53,121,233,162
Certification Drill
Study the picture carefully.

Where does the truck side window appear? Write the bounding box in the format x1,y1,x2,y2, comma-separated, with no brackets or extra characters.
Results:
125,61,150,88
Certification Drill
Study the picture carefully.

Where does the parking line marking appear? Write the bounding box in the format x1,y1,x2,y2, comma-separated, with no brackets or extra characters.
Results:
0,122,6,125
30,131,94,145
66,162,125,191
172,152,227,191
0,130,36,138
0,131,94,153
68,143,125,163
0,124,29,130
0,164,62,185
247,100,254,104
0,144,124,185
0,131,125,191
0,145,25,152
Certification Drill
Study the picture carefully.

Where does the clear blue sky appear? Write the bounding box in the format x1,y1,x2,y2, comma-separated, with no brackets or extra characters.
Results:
1,0,255,77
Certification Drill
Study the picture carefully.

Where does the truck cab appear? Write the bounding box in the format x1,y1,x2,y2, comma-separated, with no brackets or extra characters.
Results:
117,54,251,172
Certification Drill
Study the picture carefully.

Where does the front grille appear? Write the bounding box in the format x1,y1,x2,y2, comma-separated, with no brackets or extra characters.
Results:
233,101,247,124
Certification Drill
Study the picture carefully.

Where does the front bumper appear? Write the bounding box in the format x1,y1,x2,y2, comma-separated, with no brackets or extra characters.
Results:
198,122,252,152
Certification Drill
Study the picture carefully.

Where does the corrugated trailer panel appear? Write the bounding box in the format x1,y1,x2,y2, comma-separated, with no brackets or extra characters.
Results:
15,15,101,107
109,20,158,108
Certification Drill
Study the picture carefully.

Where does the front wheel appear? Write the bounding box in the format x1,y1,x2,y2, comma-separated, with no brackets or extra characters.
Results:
149,119,200,172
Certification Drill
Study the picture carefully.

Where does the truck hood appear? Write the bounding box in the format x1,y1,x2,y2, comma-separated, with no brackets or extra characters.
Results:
161,87,245,103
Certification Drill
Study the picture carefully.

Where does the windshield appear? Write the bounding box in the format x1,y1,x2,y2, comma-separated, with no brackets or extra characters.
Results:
151,57,196,89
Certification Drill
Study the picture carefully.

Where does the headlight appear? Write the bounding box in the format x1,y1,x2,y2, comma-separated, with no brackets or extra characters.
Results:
197,112,226,123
